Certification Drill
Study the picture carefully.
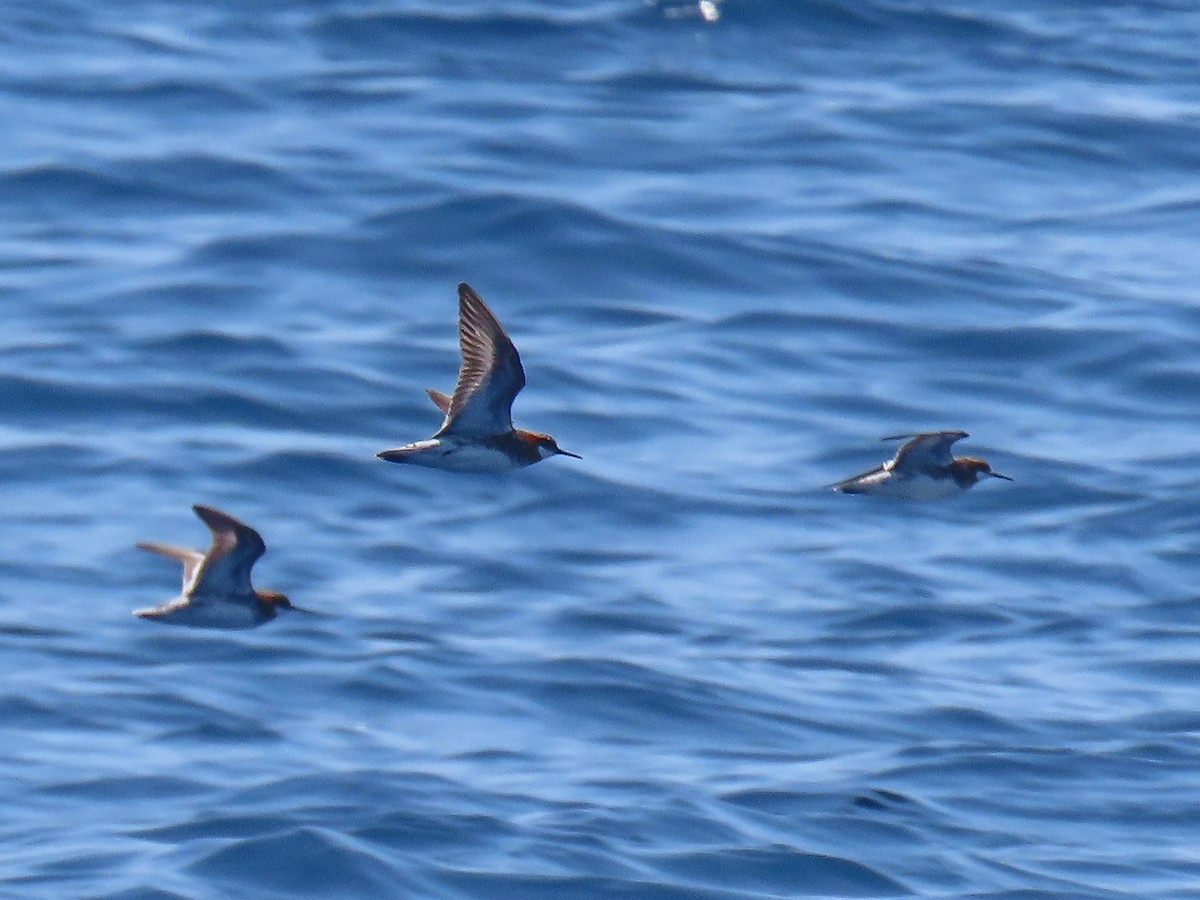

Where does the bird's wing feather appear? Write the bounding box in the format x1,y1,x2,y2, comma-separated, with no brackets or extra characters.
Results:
888,431,967,469
426,388,452,413
831,464,892,493
136,542,206,592
188,505,265,597
436,283,525,437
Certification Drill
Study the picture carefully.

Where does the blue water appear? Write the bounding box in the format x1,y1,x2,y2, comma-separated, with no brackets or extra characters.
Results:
2,1,1200,897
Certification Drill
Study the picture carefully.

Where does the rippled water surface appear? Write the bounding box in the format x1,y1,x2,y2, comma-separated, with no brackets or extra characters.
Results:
4,2,1200,897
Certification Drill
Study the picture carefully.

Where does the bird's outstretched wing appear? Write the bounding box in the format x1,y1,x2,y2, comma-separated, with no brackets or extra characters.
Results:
885,431,968,470
831,465,890,494
136,542,205,592
188,505,266,597
436,283,526,437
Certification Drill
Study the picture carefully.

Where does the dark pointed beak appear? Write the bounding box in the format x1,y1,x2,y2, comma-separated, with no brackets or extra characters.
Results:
991,472,1013,481
285,604,318,615
556,447,582,460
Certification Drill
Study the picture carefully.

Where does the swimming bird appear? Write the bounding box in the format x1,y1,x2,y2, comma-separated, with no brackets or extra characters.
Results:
134,505,304,628
377,282,580,472
832,431,1012,500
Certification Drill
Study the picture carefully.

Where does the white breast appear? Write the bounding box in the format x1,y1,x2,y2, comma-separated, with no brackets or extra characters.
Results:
870,473,963,500
389,439,525,473
137,594,264,629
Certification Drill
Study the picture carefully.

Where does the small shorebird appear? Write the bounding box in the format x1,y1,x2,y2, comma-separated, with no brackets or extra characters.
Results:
832,431,1012,500
135,505,305,628
377,282,580,472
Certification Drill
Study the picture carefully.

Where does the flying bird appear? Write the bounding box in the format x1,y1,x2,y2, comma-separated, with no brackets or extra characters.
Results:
135,505,306,628
377,282,580,472
833,431,1012,500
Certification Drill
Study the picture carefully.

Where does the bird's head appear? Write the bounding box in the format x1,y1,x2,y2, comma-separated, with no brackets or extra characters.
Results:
957,457,1012,486
522,431,582,462
257,589,313,617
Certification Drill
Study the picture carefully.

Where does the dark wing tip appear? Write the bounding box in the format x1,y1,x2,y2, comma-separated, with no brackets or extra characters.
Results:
458,283,491,316
192,504,237,530
191,504,265,552
829,462,886,493
448,280,525,418
830,470,868,492
880,430,969,442
458,284,502,334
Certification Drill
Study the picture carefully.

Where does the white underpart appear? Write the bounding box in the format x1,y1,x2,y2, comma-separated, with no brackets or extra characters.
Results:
855,470,963,500
135,594,264,629
385,438,525,473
